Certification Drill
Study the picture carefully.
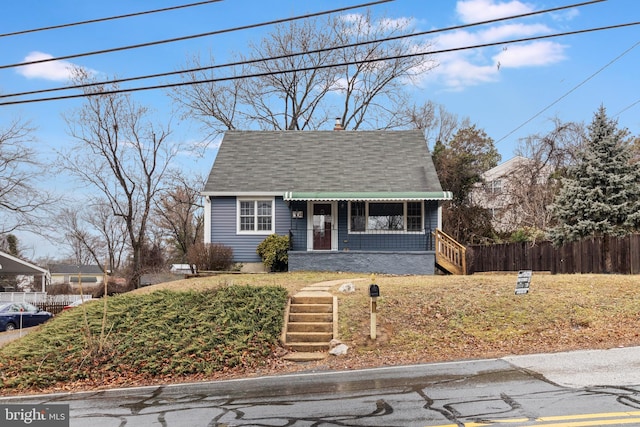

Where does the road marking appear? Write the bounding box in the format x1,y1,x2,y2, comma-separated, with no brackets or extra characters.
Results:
428,411,640,426
539,411,640,421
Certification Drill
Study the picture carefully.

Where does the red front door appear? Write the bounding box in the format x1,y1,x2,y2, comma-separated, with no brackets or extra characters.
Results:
313,203,332,250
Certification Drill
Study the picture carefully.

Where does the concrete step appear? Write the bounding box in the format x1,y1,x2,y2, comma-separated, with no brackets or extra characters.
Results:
286,342,330,352
289,312,333,323
287,322,333,333
286,331,333,343
282,351,327,362
289,303,332,313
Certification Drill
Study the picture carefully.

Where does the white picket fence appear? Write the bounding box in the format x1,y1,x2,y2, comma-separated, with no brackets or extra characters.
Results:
0,292,48,303
0,293,92,314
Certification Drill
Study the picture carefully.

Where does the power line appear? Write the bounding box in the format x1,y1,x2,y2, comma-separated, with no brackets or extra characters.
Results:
0,0,393,71
497,39,640,144
1,21,637,107
615,99,640,118
0,0,606,100
0,0,224,38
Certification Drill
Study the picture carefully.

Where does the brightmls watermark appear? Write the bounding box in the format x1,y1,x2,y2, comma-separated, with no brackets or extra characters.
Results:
1,404,69,426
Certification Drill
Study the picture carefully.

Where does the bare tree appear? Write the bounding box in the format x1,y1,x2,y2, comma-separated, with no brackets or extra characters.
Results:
494,119,586,234
330,11,435,130
0,118,54,234
153,170,204,268
54,201,128,272
61,72,178,287
406,100,470,149
172,11,435,138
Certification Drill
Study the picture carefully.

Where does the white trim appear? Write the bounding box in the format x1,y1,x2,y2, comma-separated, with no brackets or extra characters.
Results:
0,251,50,292
236,197,275,235
204,196,211,244
347,201,425,234
202,191,283,197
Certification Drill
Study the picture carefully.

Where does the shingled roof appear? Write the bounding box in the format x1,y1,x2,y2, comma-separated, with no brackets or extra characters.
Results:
203,130,449,199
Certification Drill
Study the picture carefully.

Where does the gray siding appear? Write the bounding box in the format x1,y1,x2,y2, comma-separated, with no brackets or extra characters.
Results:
289,251,436,275
210,196,290,263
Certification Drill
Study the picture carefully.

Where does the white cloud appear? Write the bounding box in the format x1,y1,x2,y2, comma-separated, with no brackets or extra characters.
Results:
551,8,580,22
433,22,550,52
456,0,534,23
426,57,499,91
16,51,95,82
412,1,568,91
477,23,551,43
492,41,567,68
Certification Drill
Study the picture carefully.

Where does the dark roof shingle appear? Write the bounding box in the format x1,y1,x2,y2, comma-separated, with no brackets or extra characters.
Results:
203,130,443,194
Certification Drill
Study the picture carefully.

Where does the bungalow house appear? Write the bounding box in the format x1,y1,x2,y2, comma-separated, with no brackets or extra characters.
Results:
49,264,104,286
202,129,458,275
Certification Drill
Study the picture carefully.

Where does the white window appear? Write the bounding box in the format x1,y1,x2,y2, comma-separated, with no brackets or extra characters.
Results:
349,201,423,233
237,198,274,234
491,179,503,194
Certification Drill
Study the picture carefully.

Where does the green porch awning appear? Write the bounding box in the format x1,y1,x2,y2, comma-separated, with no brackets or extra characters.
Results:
283,191,453,201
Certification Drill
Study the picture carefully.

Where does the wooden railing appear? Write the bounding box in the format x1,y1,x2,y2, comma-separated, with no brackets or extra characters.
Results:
434,229,467,275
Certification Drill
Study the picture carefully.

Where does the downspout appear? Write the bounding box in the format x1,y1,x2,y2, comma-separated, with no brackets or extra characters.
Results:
203,196,212,244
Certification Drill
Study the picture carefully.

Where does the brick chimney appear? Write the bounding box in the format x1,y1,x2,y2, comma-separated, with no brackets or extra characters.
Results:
334,117,343,131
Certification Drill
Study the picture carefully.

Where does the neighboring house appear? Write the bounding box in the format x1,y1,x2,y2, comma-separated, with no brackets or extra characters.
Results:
471,156,553,232
0,250,49,292
49,264,104,286
170,264,196,274
202,129,453,275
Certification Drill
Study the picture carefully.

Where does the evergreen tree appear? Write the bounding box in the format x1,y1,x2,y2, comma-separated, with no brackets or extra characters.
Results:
549,106,640,245
0,234,20,256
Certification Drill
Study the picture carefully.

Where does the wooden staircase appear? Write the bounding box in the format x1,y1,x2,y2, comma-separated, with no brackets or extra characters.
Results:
282,290,337,362
434,229,467,275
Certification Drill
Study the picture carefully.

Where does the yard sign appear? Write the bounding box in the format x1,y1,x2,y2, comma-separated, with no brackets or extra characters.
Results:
515,270,532,295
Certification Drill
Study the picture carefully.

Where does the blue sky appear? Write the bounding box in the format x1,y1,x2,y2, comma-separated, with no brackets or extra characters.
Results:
1,0,639,257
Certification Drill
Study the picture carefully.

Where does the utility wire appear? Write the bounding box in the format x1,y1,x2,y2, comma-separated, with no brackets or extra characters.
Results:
0,0,393,71
0,0,224,38
1,21,637,107
0,0,606,100
615,99,640,117
497,39,640,144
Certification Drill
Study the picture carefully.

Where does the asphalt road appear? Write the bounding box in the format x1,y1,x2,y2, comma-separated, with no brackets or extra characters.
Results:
2,346,640,426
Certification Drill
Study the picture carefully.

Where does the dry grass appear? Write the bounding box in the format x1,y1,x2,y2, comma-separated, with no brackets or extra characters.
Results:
4,271,640,394
329,273,640,367
135,272,640,371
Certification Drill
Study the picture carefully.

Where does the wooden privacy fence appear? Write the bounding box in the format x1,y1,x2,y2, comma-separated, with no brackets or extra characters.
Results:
467,234,640,274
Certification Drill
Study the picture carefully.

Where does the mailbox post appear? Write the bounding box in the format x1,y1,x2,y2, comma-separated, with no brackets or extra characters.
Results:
369,281,380,340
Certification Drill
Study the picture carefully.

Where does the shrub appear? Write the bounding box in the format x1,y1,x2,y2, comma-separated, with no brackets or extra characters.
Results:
256,234,289,272
509,227,546,243
187,242,234,271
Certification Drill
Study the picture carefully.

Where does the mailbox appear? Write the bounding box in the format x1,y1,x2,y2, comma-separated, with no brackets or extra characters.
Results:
369,284,380,298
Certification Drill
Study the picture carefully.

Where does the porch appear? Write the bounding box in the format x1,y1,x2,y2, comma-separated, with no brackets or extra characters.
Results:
288,227,437,275
287,228,467,275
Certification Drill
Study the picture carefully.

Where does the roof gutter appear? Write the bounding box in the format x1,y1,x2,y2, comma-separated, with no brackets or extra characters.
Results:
283,191,453,201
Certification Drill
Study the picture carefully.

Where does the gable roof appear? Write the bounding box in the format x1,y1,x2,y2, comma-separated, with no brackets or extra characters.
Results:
203,130,450,200
481,156,530,181
0,250,49,276
49,264,103,275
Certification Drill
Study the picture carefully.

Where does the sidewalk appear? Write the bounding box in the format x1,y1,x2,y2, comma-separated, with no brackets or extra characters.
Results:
0,329,32,347
504,346,640,388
